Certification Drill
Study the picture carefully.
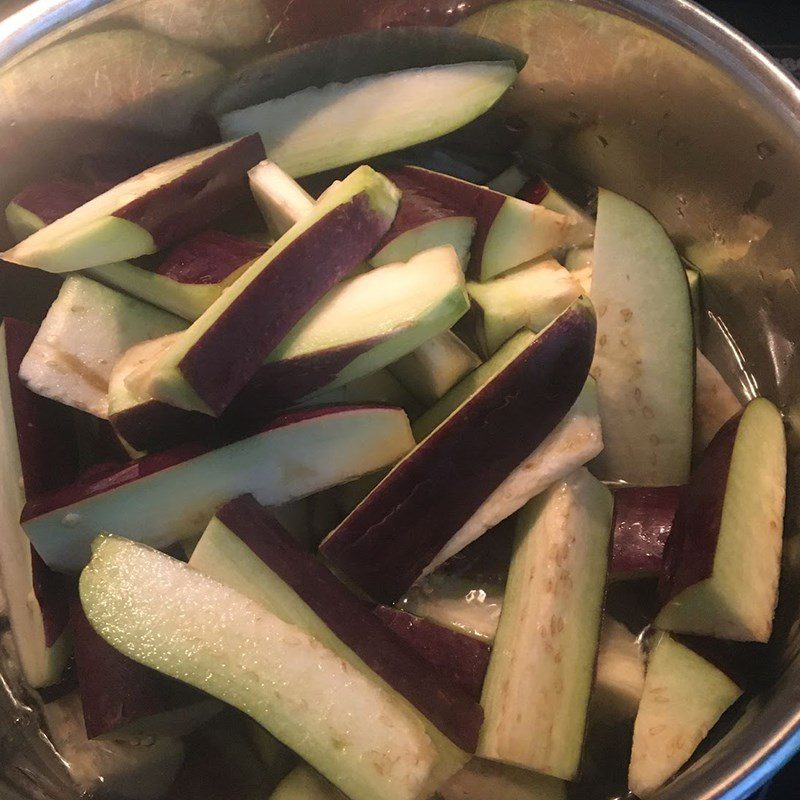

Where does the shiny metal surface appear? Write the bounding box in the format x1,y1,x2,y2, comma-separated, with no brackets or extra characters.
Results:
1,1,800,798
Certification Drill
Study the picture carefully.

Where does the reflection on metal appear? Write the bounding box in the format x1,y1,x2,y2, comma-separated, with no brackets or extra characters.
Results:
1,0,800,798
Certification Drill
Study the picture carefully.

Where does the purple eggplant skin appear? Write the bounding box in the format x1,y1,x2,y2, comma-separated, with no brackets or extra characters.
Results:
610,486,683,580
110,399,217,454
20,405,390,523
177,190,394,415
215,494,484,753
384,166,506,281
140,230,266,285
658,412,743,603
111,134,265,249
4,319,78,646
10,180,106,227
373,606,490,701
320,298,596,604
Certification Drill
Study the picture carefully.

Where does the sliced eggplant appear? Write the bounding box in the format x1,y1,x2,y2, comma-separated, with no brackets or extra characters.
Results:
218,62,518,178
212,26,526,114
320,300,596,603
385,166,571,282
389,331,481,407
466,258,582,357
518,176,595,247
19,275,186,418
81,536,468,800
628,633,742,798
438,758,567,800
248,159,315,238
656,398,785,642
113,248,467,449
189,495,483,752
0,318,74,688
477,468,613,780
3,136,264,272
590,189,694,485
23,404,415,572
130,165,400,415
87,229,266,321
370,187,476,269
310,369,424,419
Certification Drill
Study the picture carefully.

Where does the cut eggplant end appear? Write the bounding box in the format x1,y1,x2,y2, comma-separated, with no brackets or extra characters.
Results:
628,633,742,798
371,216,477,270
656,398,785,642
248,159,315,237
477,468,613,780
389,331,481,408
81,537,466,800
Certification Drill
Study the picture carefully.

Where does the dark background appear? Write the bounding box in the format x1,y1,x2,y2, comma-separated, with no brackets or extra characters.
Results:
0,0,797,796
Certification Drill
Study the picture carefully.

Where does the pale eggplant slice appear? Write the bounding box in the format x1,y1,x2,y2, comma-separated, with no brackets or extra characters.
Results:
477,468,613,780
385,166,571,282
23,404,415,573
389,331,481,407
0,319,75,688
270,765,348,800
19,275,186,418
655,398,786,642
81,536,467,800
320,299,596,603
590,189,694,485
628,633,742,798
212,26,527,115
70,594,220,739
466,258,582,357
3,136,265,272
218,62,518,178
131,165,400,415
589,617,646,725
611,485,683,580
248,159,316,237
190,495,482,752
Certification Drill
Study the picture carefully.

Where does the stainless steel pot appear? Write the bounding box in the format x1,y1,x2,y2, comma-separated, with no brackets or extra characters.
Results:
1,1,799,798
